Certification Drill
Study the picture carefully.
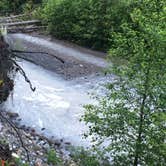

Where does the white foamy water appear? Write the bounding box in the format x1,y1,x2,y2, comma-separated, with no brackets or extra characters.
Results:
5,60,94,146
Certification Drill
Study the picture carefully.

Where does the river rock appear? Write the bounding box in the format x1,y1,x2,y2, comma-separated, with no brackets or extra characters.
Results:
35,158,43,166
7,112,19,119
65,142,71,145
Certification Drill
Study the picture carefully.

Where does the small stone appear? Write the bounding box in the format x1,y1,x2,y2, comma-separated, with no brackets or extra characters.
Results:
25,127,31,132
7,112,19,119
79,64,83,67
54,141,61,147
65,142,71,145
31,129,36,133
20,125,26,130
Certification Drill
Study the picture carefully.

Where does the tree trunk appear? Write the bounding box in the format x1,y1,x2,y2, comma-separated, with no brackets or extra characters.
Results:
0,35,14,103
133,67,150,166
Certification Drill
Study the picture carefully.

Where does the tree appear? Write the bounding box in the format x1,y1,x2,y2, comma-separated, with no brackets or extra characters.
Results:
82,0,166,165
41,0,133,51
0,0,42,14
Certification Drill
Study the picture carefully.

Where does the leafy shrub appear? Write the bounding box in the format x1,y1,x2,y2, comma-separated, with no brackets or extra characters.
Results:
46,148,62,165
69,146,110,166
40,0,134,51
82,0,166,165
14,158,29,166
0,0,42,14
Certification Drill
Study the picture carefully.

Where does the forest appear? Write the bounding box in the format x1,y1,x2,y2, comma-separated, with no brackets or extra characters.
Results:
0,0,166,166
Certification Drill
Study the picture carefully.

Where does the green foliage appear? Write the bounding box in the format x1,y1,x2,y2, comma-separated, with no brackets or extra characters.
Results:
40,0,133,51
0,0,42,14
46,148,62,165
0,139,8,145
83,0,166,165
69,146,110,166
14,158,29,166
0,0,10,15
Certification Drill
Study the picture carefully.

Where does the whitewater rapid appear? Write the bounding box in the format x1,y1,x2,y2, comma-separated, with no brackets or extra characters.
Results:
5,60,95,146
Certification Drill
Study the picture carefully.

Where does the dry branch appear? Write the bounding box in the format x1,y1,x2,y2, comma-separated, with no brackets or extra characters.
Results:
12,49,65,64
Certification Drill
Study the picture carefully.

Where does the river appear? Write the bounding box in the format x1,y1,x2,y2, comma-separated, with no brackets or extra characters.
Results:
2,33,113,148
4,60,112,147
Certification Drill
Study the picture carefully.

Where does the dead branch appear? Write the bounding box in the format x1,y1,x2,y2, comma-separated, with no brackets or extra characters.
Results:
12,50,65,64
9,58,36,92
12,53,40,66
0,112,30,162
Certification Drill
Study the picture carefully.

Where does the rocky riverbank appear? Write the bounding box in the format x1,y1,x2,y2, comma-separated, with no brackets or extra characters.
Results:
0,109,77,166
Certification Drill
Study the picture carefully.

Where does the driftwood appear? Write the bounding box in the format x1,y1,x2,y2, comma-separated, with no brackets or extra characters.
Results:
8,26,47,33
12,50,65,64
0,14,27,20
2,20,40,27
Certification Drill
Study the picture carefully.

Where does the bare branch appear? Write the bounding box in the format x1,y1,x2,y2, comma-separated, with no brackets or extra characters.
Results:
0,112,30,162
12,50,65,64
9,58,36,92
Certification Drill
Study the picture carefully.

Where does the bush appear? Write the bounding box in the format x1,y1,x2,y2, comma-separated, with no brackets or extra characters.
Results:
0,0,42,15
82,0,166,165
46,149,62,165
69,146,110,166
41,0,134,51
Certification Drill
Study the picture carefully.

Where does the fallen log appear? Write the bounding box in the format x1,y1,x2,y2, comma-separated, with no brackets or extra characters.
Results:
8,26,47,33
2,20,40,27
0,14,27,20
